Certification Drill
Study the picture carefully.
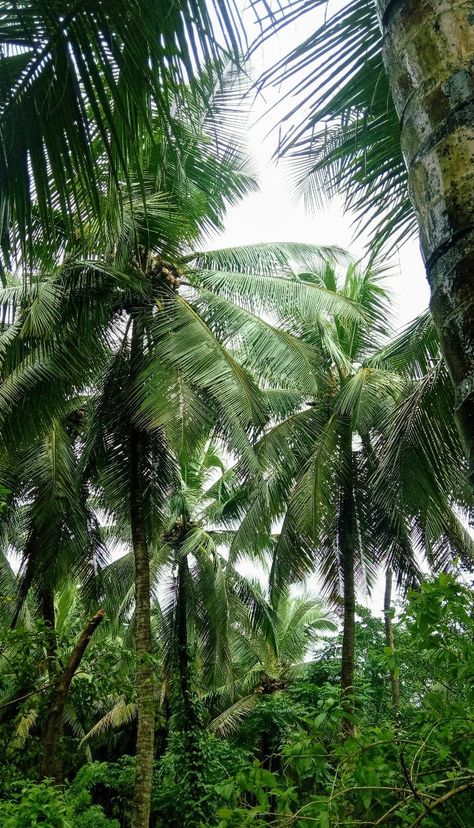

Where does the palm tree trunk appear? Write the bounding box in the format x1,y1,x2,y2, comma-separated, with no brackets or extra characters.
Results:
339,419,356,735
176,556,198,731
130,423,155,828
41,609,104,782
175,555,206,828
40,587,57,678
383,568,400,714
377,0,474,485
129,307,155,828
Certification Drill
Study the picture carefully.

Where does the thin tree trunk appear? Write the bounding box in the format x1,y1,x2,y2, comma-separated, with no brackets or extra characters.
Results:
339,419,357,735
40,587,57,678
383,568,400,714
130,424,155,828
175,554,207,828
176,556,198,731
41,608,104,782
377,0,474,486
129,311,155,828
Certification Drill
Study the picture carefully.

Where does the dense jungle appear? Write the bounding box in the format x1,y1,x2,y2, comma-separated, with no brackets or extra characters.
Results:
0,2,473,827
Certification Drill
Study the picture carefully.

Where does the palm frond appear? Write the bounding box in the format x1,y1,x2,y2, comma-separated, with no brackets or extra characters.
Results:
208,693,259,736
80,699,138,746
8,707,38,751
0,0,251,263
258,0,413,247
188,242,350,274
370,311,438,378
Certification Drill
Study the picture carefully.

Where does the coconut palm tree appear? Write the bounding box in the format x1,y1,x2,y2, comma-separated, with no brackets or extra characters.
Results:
230,260,474,733
258,0,474,489
0,408,104,637
81,437,281,828
208,588,336,738
0,409,110,781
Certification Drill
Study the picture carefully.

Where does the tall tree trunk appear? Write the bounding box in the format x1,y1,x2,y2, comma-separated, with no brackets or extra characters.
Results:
130,423,155,828
383,568,400,714
377,0,474,485
339,419,357,735
129,310,155,828
40,587,57,678
41,609,104,782
175,554,207,828
176,556,198,732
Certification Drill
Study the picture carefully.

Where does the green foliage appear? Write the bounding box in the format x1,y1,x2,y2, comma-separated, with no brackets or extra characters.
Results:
154,731,250,827
0,0,252,265
0,15,473,824
214,575,474,827
262,0,413,249
0,779,119,828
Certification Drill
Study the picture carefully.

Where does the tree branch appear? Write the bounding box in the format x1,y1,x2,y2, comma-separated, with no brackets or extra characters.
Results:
408,779,474,828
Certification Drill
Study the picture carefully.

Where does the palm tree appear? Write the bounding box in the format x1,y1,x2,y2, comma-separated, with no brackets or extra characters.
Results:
82,438,281,828
0,410,103,638
0,411,109,781
231,260,474,732
383,568,399,714
258,0,474,488
375,0,474,488
208,588,336,739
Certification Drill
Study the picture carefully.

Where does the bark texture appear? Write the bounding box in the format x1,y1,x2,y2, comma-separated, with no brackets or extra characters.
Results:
383,568,400,714
40,587,57,678
377,0,474,484
41,608,104,782
339,419,357,734
130,424,155,828
175,553,208,828
176,556,198,731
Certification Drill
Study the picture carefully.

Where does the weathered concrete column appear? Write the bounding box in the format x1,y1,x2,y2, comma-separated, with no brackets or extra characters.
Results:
377,0,474,483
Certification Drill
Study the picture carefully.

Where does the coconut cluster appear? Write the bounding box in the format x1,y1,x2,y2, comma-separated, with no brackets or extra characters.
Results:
149,255,181,291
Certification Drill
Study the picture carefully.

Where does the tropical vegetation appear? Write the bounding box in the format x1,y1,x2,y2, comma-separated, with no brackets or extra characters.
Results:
0,2,473,827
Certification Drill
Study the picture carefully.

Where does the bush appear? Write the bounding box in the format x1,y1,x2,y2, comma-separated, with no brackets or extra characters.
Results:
0,779,120,828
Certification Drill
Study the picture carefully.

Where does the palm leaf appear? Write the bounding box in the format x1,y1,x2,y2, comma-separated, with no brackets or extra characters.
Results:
80,698,138,746
208,693,259,736
0,0,250,263
258,0,413,247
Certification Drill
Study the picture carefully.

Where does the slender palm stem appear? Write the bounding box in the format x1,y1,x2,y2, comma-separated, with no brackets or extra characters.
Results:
40,587,57,679
176,555,198,731
339,418,356,735
384,568,400,714
175,552,207,828
130,316,155,828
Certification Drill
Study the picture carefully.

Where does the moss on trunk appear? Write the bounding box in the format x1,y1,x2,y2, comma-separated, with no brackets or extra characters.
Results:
377,0,474,484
